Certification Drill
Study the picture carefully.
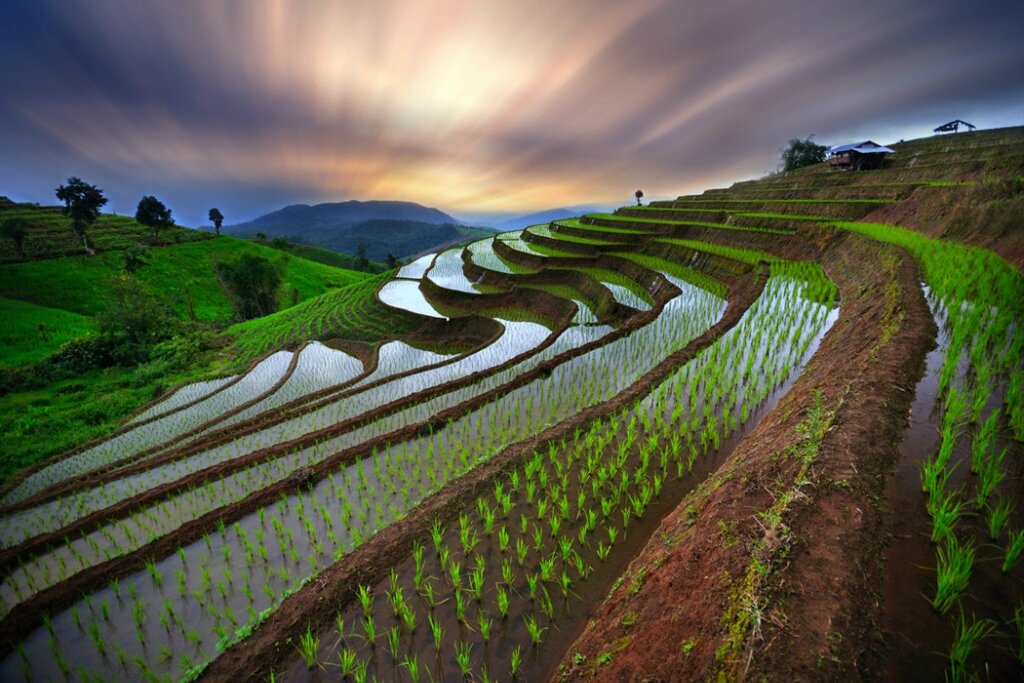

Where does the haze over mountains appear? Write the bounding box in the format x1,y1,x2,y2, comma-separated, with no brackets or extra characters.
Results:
225,200,493,262
224,199,613,262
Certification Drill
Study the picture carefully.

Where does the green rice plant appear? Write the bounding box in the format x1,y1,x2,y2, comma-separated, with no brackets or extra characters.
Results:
524,614,546,646
510,645,522,678
975,446,1006,509
933,535,974,615
988,497,1014,541
1011,603,1024,664
947,608,997,683
496,586,510,618
386,626,401,660
400,654,421,683
401,603,416,633
294,624,320,669
1003,529,1024,573
338,648,358,677
970,410,1000,474
361,614,376,646
929,486,964,544
428,613,443,651
478,611,493,641
357,584,373,616
455,641,473,676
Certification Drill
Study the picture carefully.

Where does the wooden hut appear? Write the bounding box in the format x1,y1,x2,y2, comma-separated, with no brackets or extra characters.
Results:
934,120,976,134
828,140,895,170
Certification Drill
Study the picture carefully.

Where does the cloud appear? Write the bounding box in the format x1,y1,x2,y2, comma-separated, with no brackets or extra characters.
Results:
0,0,1021,224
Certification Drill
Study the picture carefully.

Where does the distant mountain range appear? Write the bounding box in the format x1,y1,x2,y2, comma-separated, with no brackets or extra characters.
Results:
226,199,614,262
226,200,494,262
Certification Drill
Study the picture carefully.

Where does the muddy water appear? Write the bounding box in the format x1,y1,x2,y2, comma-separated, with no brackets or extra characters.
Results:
883,287,1024,681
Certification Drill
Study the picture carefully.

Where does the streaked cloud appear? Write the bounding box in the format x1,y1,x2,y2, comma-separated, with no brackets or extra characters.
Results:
0,0,1021,224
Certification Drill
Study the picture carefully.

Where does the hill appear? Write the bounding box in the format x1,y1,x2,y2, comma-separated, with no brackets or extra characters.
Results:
0,197,213,263
249,235,388,273
0,202,373,367
226,199,495,261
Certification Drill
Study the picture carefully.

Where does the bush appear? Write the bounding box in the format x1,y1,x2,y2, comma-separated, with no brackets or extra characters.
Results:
213,253,284,320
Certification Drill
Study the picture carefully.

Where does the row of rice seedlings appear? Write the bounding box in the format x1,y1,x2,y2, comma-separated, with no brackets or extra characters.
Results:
195,341,364,435
466,238,537,275
0,323,550,547
2,322,598,607
525,224,626,246
0,350,297,507
282,265,838,678
587,210,796,235
854,222,1024,678
126,376,239,426
0,274,729,680
424,247,482,294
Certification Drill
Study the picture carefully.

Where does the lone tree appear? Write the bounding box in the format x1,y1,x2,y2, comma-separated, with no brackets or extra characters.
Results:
781,135,828,171
385,252,399,270
355,242,370,270
213,253,283,320
208,207,224,235
135,196,175,237
635,189,644,206
122,243,149,274
56,177,107,250
1,217,29,259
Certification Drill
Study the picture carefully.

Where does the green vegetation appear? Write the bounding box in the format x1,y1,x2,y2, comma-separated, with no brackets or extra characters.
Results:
0,237,366,322
0,297,96,367
780,135,828,171
255,236,387,273
227,272,417,361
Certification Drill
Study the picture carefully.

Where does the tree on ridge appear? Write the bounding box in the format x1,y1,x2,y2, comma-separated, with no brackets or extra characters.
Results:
208,207,224,235
55,177,107,251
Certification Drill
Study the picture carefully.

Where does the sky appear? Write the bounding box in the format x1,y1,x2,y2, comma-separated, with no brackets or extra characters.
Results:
0,0,1021,227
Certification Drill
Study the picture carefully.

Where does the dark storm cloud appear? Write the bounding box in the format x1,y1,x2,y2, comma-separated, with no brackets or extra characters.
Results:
0,0,1020,224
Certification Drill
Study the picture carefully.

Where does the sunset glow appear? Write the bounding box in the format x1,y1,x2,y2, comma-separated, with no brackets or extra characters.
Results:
1,0,1021,223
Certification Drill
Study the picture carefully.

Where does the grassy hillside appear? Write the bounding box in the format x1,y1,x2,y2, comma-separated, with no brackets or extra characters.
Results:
227,271,419,361
0,197,212,262
251,236,388,273
0,297,96,366
0,237,368,322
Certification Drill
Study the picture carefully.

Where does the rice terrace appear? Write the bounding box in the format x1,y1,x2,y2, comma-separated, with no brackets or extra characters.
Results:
0,2,1022,682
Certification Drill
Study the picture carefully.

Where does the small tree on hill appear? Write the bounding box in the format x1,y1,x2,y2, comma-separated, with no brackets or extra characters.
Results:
208,207,224,235
355,242,370,270
1,217,29,259
385,252,398,270
781,135,828,172
213,253,283,320
123,243,149,274
135,196,175,237
635,189,644,206
56,177,107,251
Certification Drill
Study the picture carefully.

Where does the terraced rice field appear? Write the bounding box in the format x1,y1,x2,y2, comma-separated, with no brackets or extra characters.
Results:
1,128,1022,682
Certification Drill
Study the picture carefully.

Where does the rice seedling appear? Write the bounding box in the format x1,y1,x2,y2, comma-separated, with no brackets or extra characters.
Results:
294,625,319,669
455,641,473,677
524,614,546,646
947,608,997,682
1003,529,1024,573
933,534,975,615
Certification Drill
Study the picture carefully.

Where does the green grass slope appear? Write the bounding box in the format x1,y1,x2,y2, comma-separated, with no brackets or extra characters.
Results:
0,197,213,262
0,237,369,322
0,297,96,367
227,272,419,361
